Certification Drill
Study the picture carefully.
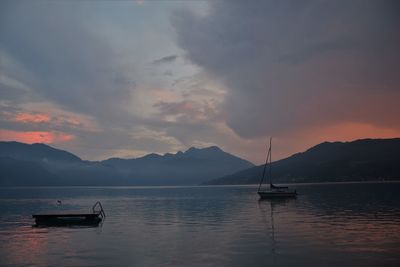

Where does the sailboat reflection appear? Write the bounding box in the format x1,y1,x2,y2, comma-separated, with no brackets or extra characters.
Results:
258,198,294,263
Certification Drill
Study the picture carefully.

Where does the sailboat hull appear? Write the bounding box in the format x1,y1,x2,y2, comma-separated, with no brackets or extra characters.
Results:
258,190,297,199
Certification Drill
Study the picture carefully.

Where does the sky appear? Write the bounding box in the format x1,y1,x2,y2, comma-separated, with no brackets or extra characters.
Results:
0,0,399,164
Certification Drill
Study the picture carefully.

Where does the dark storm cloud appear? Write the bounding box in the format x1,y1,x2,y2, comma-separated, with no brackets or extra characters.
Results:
0,1,133,116
152,55,178,65
172,0,400,138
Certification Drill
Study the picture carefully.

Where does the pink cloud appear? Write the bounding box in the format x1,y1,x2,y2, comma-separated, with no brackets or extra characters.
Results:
14,113,51,123
0,129,74,144
2,108,99,132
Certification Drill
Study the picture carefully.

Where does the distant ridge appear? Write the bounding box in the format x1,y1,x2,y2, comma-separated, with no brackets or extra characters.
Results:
0,142,253,186
101,145,254,185
0,141,81,162
205,138,400,185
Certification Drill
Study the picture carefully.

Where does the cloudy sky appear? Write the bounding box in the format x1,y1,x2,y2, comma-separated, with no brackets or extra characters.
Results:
1,0,399,164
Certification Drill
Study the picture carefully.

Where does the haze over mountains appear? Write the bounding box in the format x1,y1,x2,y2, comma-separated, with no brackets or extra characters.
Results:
207,138,400,185
1,138,399,186
0,142,253,186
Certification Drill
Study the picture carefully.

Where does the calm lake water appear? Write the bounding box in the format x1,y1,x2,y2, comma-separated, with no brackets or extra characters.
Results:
0,182,399,267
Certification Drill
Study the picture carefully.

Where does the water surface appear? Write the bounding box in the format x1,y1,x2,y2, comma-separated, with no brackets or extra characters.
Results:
1,182,399,266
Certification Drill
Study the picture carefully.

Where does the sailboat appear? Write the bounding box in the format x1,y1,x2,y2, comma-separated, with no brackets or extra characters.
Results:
257,138,297,199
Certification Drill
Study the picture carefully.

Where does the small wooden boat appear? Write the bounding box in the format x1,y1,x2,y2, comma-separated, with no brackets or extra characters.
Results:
257,138,297,199
33,201,105,227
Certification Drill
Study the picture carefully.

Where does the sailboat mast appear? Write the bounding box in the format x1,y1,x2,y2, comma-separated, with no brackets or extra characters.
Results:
269,137,272,188
258,142,271,192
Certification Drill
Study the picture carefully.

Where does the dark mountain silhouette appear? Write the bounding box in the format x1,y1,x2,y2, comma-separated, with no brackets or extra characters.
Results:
0,142,253,186
206,138,400,185
0,141,81,162
0,156,56,186
102,145,253,185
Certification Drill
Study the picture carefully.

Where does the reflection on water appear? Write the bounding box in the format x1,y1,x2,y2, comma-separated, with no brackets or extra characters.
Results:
0,182,400,266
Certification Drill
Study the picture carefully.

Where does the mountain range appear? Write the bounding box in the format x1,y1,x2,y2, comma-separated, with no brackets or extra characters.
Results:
206,138,400,185
0,142,253,186
1,138,399,186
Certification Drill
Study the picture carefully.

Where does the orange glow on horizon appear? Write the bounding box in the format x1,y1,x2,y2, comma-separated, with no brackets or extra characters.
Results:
0,129,74,144
307,122,400,142
269,122,400,162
